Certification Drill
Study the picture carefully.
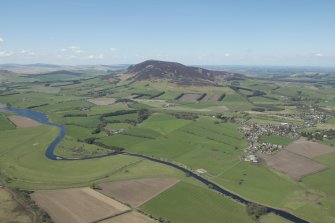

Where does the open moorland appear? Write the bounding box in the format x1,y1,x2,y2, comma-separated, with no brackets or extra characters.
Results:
1,61,335,223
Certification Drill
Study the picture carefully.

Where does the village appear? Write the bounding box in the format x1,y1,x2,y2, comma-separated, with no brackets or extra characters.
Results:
240,107,331,163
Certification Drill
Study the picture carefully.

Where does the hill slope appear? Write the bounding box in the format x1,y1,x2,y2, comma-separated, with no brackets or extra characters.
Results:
126,60,245,85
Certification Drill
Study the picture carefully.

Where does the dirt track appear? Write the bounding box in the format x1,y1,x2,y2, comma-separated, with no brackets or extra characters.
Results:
31,187,130,223
99,178,179,207
99,211,155,223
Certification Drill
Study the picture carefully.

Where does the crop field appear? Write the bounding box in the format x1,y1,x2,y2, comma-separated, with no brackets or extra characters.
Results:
260,150,327,180
99,178,179,207
178,93,203,102
88,97,116,105
8,115,41,128
141,182,254,223
31,187,130,223
201,93,224,102
285,139,335,158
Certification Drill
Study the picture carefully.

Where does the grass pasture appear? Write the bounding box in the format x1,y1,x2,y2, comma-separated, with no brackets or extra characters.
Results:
0,126,182,190
0,114,15,130
260,135,294,146
55,136,111,158
141,181,254,223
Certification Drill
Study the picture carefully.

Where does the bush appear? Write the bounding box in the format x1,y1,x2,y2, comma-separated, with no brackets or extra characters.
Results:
246,203,268,220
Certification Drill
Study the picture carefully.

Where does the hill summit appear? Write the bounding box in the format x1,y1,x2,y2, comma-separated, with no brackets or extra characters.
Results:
126,60,245,85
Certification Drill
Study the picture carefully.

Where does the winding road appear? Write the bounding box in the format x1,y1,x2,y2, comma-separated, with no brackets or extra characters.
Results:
4,107,310,223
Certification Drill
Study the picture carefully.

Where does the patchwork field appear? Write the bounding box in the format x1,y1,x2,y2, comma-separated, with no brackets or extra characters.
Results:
8,115,41,128
260,150,327,180
2,71,335,223
31,187,130,223
99,178,179,207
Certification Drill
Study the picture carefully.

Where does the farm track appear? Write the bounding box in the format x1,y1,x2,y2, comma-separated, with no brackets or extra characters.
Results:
5,107,311,223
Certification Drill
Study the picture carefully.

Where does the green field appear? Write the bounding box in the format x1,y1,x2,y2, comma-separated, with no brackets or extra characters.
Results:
0,126,183,190
260,135,294,146
0,114,15,131
141,182,254,223
1,71,335,223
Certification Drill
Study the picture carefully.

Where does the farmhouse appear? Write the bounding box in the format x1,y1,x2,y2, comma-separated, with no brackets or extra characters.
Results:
244,154,259,163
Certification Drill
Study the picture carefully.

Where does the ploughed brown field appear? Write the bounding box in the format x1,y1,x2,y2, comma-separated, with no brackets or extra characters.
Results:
8,115,41,128
88,97,116,105
201,94,220,102
178,93,202,102
260,140,335,180
99,178,179,207
285,139,335,158
260,150,327,180
99,211,155,223
31,187,130,223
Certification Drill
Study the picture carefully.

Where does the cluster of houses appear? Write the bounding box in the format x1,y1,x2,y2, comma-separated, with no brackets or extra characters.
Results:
240,107,331,163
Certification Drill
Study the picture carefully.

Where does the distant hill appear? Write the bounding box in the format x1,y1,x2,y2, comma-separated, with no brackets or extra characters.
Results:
125,60,246,85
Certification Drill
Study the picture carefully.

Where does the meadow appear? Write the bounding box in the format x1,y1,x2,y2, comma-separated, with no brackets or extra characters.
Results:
141,182,254,223
260,135,294,146
1,74,335,223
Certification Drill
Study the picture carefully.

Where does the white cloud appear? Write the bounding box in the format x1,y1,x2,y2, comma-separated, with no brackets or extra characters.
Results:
224,53,230,57
0,37,4,43
68,46,80,50
66,46,84,54
20,49,36,56
110,47,117,51
315,53,323,57
87,54,104,59
0,51,15,57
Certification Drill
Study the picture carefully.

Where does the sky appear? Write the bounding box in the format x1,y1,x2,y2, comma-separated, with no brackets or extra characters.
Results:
0,0,334,66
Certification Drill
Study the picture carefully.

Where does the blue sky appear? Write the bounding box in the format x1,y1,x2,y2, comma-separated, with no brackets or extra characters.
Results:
0,0,334,66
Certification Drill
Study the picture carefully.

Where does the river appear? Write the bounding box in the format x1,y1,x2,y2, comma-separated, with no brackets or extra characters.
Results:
2,107,310,223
